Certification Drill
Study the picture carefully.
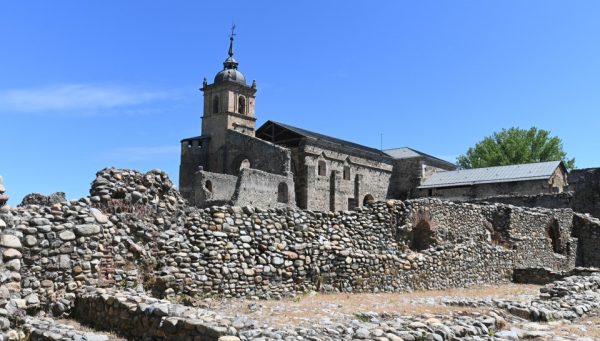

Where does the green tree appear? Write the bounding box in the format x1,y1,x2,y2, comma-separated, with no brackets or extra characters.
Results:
457,127,575,169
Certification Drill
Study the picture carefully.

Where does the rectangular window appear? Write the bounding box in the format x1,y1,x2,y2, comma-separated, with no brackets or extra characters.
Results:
318,161,326,176
343,166,350,180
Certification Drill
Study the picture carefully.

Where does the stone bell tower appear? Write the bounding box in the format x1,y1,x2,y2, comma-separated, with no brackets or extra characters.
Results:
200,27,257,145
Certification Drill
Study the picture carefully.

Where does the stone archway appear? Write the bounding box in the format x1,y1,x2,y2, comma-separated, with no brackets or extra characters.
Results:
363,194,374,206
409,220,436,252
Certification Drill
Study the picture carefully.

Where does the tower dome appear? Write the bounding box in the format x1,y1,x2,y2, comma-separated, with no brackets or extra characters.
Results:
214,30,246,85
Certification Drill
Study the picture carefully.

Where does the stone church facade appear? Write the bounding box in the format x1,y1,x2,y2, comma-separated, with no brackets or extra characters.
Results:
179,33,456,210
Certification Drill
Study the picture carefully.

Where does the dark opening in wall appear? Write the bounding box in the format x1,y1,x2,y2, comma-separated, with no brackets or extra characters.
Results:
348,198,357,210
363,194,374,206
277,182,289,203
212,96,219,113
238,96,246,114
547,219,564,254
318,161,326,176
343,166,350,180
410,220,436,252
205,180,213,193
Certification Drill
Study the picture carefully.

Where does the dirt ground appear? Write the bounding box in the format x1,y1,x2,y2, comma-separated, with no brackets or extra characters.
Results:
200,284,541,328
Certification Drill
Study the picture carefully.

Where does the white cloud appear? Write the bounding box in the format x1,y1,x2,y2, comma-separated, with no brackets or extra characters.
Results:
101,145,180,162
0,83,175,113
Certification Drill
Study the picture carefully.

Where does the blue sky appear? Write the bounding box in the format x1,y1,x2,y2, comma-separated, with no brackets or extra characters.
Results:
1,1,599,204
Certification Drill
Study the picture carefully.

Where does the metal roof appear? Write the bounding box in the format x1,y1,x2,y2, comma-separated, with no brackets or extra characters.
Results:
384,147,456,169
384,147,423,159
419,161,564,189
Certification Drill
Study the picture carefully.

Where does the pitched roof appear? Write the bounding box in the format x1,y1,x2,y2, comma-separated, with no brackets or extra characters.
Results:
419,161,564,189
256,120,389,157
384,147,456,168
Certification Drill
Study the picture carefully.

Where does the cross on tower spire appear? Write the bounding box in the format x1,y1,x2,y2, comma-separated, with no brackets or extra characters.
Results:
228,23,236,57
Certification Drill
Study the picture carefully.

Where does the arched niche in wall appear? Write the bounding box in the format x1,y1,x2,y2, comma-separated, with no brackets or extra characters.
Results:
239,159,251,171
410,220,436,252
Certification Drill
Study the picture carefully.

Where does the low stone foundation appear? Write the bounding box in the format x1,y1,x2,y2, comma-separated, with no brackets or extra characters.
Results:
73,288,238,341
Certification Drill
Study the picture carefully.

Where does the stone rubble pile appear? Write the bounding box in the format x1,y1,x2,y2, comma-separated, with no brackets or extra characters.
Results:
19,193,67,207
89,167,186,213
444,273,600,323
0,177,26,340
21,317,112,341
0,176,8,207
74,286,511,341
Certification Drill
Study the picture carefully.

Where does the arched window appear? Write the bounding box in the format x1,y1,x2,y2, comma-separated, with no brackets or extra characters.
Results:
277,182,289,203
205,180,213,193
239,159,250,170
238,96,246,114
343,166,350,180
318,161,326,176
363,194,374,206
212,96,219,114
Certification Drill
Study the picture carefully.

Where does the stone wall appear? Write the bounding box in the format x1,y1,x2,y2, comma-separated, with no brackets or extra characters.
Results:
572,213,600,267
570,168,600,218
3,167,600,327
0,177,25,339
468,192,573,210
224,130,291,176
231,168,296,208
400,199,577,272
74,288,238,341
420,179,562,202
190,168,296,209
0,176,8,207
193,170,238,206
387,157,453,200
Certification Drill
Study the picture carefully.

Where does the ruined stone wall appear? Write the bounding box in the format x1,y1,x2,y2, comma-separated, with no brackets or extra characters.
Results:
74,288,235,341
421,179,560,202
572,213,600,267
468,192,573,210
190,169,296,209
179,137,210,202
2,168,596,325
193,170,238,206
0,177,25,339
401,199,576,272
231,168,295,208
